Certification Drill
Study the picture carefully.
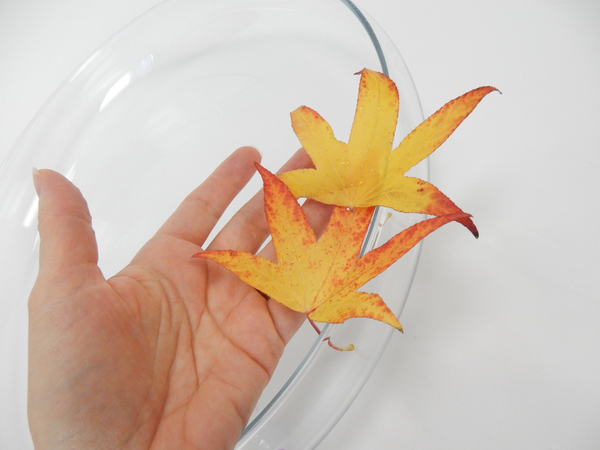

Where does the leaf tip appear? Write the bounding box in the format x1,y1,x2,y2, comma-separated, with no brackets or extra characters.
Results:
461,216,479,239
484,86,502,96
253,160,265,173
254,161,279,187
468,86,502,107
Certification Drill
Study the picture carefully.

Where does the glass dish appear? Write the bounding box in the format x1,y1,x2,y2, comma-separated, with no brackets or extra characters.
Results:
0,0,425,448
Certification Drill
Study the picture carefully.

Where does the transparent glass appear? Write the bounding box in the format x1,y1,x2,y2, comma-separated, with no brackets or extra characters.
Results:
0,0,424,448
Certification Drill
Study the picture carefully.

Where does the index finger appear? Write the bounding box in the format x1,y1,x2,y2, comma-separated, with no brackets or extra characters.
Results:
156,146,261,247
206,148,317,253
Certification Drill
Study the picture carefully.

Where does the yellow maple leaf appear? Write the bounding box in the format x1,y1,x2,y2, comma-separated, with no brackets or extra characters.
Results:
279,68,497,237
194,164,471,340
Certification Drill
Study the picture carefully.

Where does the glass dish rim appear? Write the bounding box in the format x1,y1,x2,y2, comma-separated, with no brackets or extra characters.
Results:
0,0,425,448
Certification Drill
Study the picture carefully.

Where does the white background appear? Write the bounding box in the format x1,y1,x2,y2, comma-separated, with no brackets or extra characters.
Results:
1,0,599,449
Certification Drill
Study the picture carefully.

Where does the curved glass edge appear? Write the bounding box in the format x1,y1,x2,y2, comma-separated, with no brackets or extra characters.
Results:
237,1,425,449
0,1,161,174
339,0,388,76
0,0,425,448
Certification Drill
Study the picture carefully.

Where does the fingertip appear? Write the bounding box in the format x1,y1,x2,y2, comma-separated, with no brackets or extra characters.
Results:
247,145,263,161
236,146,262,165
35,169,99,272
36,169,91,222
32,167,42,196
32,168,68,199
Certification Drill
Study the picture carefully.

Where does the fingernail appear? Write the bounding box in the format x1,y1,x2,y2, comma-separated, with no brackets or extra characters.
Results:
32,167,42,196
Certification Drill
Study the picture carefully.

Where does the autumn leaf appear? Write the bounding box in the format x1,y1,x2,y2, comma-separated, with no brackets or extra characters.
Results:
279,68,497,238
194,163,471,334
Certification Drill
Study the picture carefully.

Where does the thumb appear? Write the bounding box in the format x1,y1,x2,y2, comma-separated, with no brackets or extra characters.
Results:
33,169,102,283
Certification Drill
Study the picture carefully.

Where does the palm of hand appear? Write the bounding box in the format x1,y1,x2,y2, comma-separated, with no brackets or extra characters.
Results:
28,147,325,450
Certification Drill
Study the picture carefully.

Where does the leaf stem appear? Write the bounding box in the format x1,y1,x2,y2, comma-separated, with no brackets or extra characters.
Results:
323,337,355,352
307,317,355,352
308,317,322,334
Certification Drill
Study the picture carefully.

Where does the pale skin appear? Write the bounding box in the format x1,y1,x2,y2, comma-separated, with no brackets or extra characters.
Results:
28,146,332,450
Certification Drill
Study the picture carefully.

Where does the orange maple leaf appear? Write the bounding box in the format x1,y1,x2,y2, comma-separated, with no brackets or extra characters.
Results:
279,68,497,238
194,164,471,335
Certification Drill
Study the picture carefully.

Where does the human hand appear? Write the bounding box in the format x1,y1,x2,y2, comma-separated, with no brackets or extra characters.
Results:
28,146,332,450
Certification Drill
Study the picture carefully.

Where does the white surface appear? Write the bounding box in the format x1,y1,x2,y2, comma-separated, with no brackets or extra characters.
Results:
1,0,599,449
